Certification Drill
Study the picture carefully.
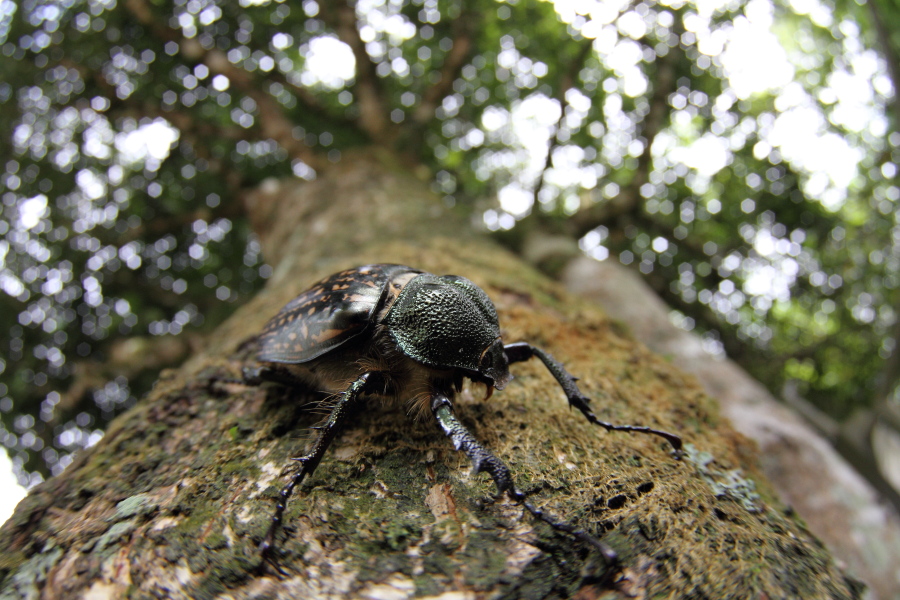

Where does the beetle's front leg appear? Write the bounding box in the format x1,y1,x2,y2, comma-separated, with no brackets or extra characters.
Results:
504,342,682,453
261,371,380,556
431,392,619,564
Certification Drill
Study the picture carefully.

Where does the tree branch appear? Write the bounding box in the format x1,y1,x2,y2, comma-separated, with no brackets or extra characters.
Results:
532,39,595,209
412,8,475,125
264,69,358,131
200,47,328,170
124,0,329,171
324,1,393,140
867,0,900,129
568,17,682,238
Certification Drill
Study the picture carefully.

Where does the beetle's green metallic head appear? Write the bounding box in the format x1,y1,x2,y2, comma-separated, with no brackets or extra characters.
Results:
384,273,512,389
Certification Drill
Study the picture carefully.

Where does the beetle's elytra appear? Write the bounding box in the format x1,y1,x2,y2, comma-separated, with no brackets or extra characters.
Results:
246,263,682,565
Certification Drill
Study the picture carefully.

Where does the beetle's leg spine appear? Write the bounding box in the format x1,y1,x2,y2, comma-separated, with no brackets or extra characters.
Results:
261,371,376,556
431,393,618,564
503,343,683,453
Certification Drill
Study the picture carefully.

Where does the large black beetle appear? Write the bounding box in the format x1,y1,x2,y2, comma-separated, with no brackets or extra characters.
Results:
246,264,681,563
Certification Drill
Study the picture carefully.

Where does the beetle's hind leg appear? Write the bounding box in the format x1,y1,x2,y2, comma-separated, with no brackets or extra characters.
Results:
261,371,379,556
503,342,682,454
430,392,619,565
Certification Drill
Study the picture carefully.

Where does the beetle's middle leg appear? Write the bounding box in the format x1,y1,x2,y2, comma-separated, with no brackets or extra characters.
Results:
261,371,380,555
503,342,682,453
430,392,619,564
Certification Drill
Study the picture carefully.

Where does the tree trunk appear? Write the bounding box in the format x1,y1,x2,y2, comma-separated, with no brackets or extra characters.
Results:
0,152,863,599
563,256,900,600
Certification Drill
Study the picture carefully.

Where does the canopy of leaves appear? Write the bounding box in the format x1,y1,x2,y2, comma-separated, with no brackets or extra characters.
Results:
0,0,897,490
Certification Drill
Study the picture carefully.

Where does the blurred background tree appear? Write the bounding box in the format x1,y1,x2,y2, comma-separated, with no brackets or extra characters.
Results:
0,0,897,512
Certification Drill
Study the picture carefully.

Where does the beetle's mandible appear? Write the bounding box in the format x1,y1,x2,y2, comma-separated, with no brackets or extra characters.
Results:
245,264,682,564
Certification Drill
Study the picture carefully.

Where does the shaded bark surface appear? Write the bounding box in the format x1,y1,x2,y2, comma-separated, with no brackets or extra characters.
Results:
564,256,900,600
0,153,863,599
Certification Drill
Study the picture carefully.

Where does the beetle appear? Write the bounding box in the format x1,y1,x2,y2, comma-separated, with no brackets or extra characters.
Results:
245,263,682,563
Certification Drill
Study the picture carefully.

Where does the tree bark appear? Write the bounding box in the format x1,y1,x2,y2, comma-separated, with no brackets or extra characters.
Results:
563,255,900,600
0,152,863,599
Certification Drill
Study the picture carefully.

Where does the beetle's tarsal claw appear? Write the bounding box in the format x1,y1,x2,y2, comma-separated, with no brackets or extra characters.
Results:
259,547,291,578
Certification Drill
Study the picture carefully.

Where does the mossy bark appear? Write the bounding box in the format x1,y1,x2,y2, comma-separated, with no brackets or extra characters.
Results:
0,152,863,599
